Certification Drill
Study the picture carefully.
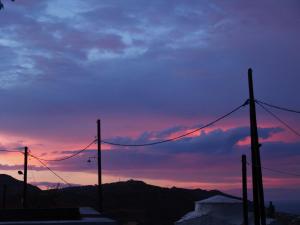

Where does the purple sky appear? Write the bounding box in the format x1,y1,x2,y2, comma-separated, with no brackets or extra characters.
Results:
0,0,300,201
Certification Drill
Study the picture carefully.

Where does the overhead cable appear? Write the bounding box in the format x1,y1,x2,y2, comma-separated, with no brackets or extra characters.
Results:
102,100,249,147
256,101,300,137
256,99,300,114
262,166,300,177
251,162,300,177
248,162,300,177
37,139,97,162
30,153,71,187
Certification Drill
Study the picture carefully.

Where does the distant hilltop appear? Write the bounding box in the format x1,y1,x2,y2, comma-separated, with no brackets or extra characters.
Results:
0,174,230,224
0,175,298,225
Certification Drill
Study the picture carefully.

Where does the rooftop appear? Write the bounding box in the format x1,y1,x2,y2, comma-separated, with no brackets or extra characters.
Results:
196,195,242,204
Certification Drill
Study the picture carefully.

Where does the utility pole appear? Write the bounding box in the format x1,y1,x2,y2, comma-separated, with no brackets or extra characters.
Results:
2,184,6,209
248,68,266,225
23,146,28,209
242,155,248,225
97,119,103,212
257,146,266,225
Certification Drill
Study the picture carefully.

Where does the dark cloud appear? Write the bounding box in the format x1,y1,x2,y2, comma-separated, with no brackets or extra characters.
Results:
105,126,282,154
44,126,290,182
0,0,299,132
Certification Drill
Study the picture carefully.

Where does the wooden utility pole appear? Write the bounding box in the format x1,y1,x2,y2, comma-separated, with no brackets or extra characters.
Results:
23,146,28,208
97,119,103,212
242,155,248,225
248,68,266,225
256,144,267,225
257,145,266,225
2,184,6,209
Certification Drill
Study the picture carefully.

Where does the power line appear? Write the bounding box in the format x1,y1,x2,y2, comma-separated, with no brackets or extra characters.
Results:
0,148,72,188
256,101,300,137
256,99,300,114
37,139,97,162
262,166,300,177
247,162,300,178
29,153,71,187
102,100,249,147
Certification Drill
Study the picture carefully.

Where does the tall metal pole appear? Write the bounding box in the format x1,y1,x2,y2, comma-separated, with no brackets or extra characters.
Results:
248,68,266,225
97,119,103,212
242,155,249,225
23,146,28,209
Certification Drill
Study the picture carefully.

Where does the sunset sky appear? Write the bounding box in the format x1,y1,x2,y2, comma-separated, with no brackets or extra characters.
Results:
0,0,300,201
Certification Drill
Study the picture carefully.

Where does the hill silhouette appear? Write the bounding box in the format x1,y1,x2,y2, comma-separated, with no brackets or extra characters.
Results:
35,179,233,224
0,175,235,224
0,174,41,208
1,175,299,225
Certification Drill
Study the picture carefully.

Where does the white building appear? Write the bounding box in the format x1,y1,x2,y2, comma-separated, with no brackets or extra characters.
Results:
175,195,279,225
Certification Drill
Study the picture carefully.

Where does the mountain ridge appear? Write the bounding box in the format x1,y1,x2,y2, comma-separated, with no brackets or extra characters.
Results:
1,174,298,225
0,174,236,225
